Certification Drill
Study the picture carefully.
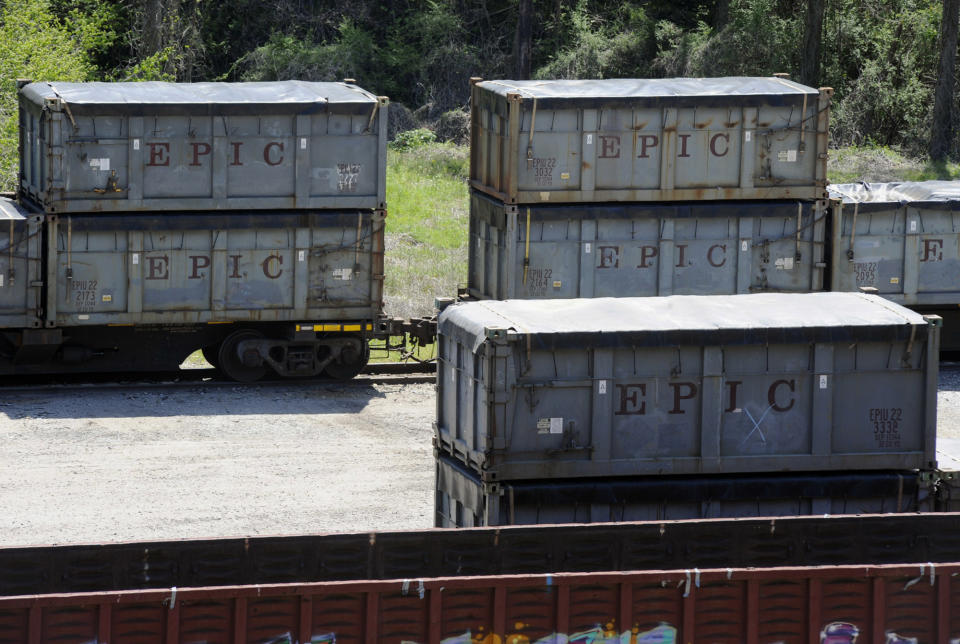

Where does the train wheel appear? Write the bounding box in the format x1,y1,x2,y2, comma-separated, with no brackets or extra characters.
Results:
201,344,221,369
323,338,370,380
218,330,267,382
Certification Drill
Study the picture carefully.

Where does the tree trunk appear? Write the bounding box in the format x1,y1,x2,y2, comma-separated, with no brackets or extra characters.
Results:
799,0,825,87
931,0,960,161
514,0,533,79
714,0,731,30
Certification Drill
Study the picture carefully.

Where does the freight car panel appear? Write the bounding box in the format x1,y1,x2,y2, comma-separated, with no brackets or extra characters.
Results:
471,77,831,204
830,181,960,306
18,81,387,213
1,519,960,644
468,190,826,300
435,293,939,481
0,199,41,329
44,211,383,326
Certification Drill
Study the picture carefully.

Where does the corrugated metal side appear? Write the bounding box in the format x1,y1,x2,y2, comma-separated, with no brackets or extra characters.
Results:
436,306,939,481
435,454,931,526
7,514,960,598
0,202,42,328
830,198,960,306
0,564,956,643
467,190,827,300
43,211,384,327
470,79,831,205
18,92,388,213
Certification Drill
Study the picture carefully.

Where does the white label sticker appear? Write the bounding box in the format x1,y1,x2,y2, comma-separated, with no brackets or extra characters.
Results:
586,134,593,145
90,159,100,168
133,139,140,150
819,375,828,389
539,192,550,201
910,220,917,232
78,314,89,320
101,294,112,303
891,277,900,284
298,250,306,262
99,158,110,171
549,417,563,434
778,150,798,163
132,253,139,265
775,257,795,270
300,137,307,149
552,280,561,288
332,267,353,281
598,380,607,394
560,172,570,180
0,274,4,288
741,240,749,252
745,131,752,142
584,243,592,254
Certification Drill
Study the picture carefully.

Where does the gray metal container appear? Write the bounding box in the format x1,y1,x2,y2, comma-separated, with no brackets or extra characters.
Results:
829,181,960,306
42,210,384,327
470,77,831,205
436,454,929,527
18,81,387,213
468,189,826,300
436,293,939,482
0,199,42,328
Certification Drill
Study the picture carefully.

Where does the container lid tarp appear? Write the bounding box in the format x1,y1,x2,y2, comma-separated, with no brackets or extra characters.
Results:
439,293,929,352
0,198,27,222
476,77,819,108
20,81,381,116
829,181,960,208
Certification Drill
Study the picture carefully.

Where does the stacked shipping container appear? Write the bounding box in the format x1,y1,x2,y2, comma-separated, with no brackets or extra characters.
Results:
5,80,390,380
438,76,943,526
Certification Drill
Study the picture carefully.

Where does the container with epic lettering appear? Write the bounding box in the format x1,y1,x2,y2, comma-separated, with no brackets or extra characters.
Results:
17,80,387,213
829,181,960,306
470,76,832,205
435,293,939,482
0,198,43,330
467,189,827,300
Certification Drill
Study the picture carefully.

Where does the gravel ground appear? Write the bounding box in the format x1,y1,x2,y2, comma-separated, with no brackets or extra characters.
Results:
0,366,958,548
0,381,436,547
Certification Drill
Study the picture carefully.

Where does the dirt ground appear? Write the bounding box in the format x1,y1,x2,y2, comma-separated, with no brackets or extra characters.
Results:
0,366,958,548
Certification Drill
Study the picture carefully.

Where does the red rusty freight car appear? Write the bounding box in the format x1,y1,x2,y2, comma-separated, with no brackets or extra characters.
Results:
1,514,960,642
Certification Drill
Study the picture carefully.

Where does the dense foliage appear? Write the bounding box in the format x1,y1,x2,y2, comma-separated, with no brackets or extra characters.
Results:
0,0,957,191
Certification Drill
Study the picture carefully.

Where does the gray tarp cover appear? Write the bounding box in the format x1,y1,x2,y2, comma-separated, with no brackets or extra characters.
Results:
20,80,378,108
439,293,927,352
0,198,27,221
828,181,960,203
477,77,818,99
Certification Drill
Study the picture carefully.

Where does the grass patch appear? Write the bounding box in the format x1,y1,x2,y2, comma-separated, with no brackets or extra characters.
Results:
828,145,960,184
383,142,469,320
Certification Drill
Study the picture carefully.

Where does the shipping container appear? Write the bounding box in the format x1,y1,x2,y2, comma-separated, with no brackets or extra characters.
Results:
829,182,960,307
18,80,388,213
467,189,826,300
0,198,42,329
43,210,383,327
470,77,832,205
436,453,931,526
436,293,939,482
2,517,960,643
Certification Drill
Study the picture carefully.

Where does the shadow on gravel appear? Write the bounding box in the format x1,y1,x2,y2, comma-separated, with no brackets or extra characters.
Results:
0,380,394,419
939,362,960,392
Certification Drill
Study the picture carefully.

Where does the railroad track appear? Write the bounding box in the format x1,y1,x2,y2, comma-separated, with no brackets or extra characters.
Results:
0,361,436,392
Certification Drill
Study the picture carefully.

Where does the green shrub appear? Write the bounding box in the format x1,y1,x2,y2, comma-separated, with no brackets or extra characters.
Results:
389,128,437,151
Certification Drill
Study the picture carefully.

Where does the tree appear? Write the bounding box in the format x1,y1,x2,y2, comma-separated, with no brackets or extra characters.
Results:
931,0,960,161
800,0,825,86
